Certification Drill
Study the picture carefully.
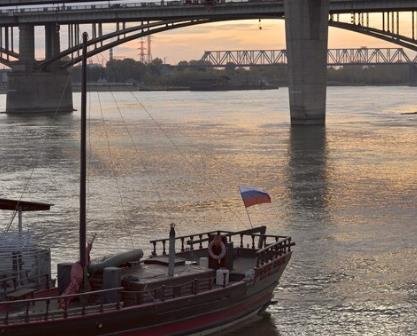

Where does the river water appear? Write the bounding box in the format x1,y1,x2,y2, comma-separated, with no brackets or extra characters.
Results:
0,87,416,335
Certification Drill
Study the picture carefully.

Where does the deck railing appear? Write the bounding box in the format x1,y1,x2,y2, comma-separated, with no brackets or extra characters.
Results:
150,230,231,256
150,226,290,256
0,275,218,326
0,287,123,326
255,237,294,268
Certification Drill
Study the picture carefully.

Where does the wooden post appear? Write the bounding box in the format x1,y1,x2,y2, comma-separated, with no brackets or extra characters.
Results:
168,224,176,277
162,240,166,255
161,285,166,301
189,236,194,250
17,207,22,232
44,299,50,320
79,32,88,292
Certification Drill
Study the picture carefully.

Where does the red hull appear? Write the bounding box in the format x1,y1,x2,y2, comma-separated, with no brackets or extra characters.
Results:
117,287,273,336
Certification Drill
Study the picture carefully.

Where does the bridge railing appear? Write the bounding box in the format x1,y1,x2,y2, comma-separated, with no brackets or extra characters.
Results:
0,0,254,15
0,2,161,14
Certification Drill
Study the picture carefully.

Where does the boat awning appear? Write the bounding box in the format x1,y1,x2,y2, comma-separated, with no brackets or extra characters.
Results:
0,198,53,211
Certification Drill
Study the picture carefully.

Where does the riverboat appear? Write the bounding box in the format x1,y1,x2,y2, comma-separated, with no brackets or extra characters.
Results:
0,33,294,336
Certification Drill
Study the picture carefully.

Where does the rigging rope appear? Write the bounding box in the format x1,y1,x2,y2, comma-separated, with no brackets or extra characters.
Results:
90,52,248,239
129,91,245,226
95,52,194,230
95,88,135,248
108,90,184,227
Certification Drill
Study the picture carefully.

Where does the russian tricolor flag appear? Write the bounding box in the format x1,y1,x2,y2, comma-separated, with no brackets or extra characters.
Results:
239,186,271,208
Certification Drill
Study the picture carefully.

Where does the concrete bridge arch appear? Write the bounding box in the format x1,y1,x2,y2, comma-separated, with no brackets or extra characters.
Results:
30,18,417,69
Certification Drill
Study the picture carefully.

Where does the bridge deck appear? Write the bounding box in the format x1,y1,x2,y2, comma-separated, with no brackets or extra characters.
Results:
0,0,416,26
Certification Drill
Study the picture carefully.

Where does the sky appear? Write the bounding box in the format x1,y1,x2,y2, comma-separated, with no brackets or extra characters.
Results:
109,16,416,64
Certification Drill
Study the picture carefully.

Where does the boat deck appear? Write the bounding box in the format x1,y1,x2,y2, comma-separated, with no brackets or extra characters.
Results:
122,257,214,286
232,256,257,273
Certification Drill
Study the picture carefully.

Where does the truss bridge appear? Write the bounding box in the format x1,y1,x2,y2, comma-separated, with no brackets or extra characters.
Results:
200,48,417,67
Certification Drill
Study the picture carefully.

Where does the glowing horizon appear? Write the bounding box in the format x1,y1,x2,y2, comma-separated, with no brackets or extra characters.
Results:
110,17,416,64
7,13,416,67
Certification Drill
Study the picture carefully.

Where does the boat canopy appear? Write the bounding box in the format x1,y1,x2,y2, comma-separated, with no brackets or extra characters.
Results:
0,198,53,211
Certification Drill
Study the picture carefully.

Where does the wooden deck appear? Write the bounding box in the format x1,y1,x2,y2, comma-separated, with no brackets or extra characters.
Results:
123,257,213,286
232,256,257,274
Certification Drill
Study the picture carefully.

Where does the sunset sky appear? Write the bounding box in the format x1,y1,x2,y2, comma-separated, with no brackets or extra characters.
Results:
19,12,416,65
110,15,416,64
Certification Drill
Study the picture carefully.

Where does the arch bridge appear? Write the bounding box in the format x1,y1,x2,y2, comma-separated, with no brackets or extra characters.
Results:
1,0,417,125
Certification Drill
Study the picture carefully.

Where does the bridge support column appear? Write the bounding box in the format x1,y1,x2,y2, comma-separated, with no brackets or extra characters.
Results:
284,0,329,126
45,23,61,60
19,24,35,70
6,24,73,114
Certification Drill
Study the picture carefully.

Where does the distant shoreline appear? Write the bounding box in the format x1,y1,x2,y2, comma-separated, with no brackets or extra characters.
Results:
71,82,416,91
0,83,415,94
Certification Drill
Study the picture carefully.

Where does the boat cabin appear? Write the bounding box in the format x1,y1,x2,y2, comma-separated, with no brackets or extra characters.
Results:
0,199,53,301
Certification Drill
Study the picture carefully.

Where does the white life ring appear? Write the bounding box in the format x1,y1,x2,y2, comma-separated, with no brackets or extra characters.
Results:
208,239,226,260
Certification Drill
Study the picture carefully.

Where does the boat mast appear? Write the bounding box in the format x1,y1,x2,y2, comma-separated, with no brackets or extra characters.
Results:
80,32,88,286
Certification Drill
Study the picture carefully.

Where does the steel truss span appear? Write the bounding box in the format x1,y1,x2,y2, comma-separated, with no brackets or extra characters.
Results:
200,48,417,67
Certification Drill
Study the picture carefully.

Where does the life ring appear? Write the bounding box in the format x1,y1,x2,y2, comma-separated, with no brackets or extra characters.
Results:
208,239,226,260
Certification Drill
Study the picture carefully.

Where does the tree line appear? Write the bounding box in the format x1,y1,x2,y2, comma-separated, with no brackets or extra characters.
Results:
70,58,416,88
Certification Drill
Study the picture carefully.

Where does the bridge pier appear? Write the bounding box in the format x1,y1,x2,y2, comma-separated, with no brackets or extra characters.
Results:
284,0,329,126
45,23,61,60
6,24,73,114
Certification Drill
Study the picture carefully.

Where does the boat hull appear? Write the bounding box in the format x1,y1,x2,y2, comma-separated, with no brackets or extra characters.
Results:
2,252,291,336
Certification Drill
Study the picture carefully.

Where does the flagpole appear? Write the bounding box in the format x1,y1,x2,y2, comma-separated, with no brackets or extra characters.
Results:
244,207,253,228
